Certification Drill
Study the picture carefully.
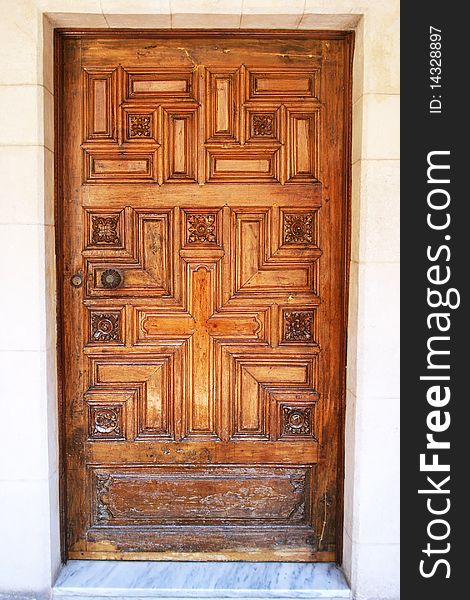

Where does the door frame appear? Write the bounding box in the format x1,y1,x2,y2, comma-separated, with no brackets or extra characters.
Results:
54,28,353,563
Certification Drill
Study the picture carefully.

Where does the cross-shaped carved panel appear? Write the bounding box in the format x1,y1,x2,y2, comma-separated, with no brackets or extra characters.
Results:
138,262,267,439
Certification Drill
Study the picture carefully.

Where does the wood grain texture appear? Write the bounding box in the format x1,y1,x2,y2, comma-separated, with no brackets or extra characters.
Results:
56,30,353,561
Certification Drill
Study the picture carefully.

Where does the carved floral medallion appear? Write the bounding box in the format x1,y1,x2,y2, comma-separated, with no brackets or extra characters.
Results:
101,269,123,289
91,215,120,245
94,408,120,434
187,213,217,244
283,406,312,435
89,405,123,442
252,113,275,137
91,312,121,343
129,114,152,138
283,310,314,342
283,213,315,244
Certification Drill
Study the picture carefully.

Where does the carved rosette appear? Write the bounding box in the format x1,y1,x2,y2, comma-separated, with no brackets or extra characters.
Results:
91,215,120,245
94,408,120,434
283,213,314,244
283,406,312,436
91,312,121,343
252,113,274,137
101,269,123,289
283,310,314,342
89,405,123,441
129,114,152,138
187,213,217,244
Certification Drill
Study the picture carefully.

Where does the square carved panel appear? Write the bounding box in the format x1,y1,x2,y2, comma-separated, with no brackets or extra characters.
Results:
243,104,281,145
128,114,152,139
251,113,276,138
89,310,123,345
268,389,319,441
281,405,313,437
183,210,220,246
88,213,123,247
282,309,315,344
88,404,124,440
121,106,159,145
283,211,317,246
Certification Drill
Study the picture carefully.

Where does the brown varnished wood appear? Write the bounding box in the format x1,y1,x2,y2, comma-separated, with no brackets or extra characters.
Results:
56,30,353,561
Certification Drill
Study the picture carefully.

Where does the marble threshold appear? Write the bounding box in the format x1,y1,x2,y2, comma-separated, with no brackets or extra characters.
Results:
52,561,351,600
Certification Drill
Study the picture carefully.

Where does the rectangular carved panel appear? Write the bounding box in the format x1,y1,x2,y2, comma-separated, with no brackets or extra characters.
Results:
287,110,320,183
84,149,156,182
205,69,239,142
125,69,196,100
248,68,320,101
83,69,116,141
206,148,279,182
163,109,197,182
184,263,217,438
92,465,312,525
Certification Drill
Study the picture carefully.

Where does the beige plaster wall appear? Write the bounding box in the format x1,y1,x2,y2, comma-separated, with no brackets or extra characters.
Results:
0,2,399,599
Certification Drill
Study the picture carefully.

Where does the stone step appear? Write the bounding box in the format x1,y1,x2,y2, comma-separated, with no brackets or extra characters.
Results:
52,561,351,600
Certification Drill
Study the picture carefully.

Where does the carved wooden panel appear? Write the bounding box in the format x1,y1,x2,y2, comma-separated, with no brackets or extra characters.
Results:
163,108,197,182
230,357,316,440
122,107,159,144
268,389,319,441
88,310,123,345
282,210,319,247
232,209,319,298
247,68,320,101
247,111,280,143
286,109,320,182
80,62,322,186
185,211,219,245
90,355,177,440
282,309,316,344
206,148,280,183
83,68,116,142
86,210,174,298
125,69,196,100
85,389,133,442
91,466,312,526
205,69,240,142
89,405,124,440
59,33,351,561
84,149,157,183
86,210,124,248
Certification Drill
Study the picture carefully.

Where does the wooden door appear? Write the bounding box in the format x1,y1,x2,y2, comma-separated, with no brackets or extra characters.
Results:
57,31,352,561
